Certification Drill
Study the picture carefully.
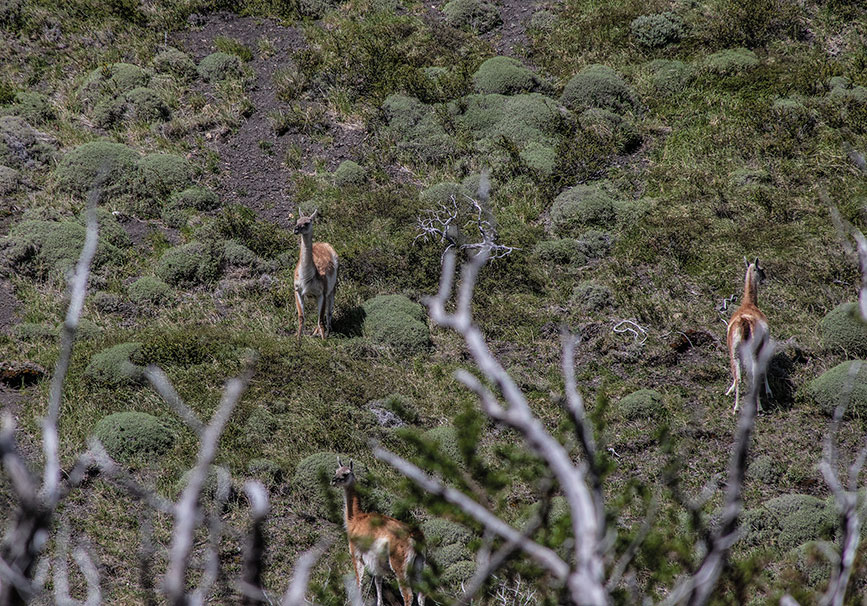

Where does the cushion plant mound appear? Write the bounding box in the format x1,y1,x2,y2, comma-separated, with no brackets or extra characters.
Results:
362,294,430,352
367,393,421,427
579,108,641,153
84,342,145,387
572,280,613,312
784,541,836,588
748,454,780,484
550,184,619,234
472,56,541,95
77,207,131,249
704,48,760,75
6,91,55,124
819,302,867,354
741,493,837,552
419,181,471,206
519,142,557,175
54,141,139,197
298,0,340,18
123,87,170,123
381,94,456,162
169,186,220,211
332,160,367,186
292,452,362,522
630,12,685,48
223,240,259,268
421,425,461,462
442,0,501,33
646,59,694,94
433,543,472,568
156,241,223,286
134,153,192,199
533,238,588,266
93,411,174,463
127,276,172,305
79,63,149,105
616,389,665,420
807,360,867,417
0,115,55,169
197,52,241,82
247,458,283,486
421,518,473,547
440,560,476,586
362,294,427,322
153,47,197,80
561,64,639,114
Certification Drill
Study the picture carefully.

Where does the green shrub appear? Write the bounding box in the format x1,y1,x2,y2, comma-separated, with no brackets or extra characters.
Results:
579,108,641,153
519,142,557,175
197,52,241,82
298,0,340,17
422,425,461,462
170,186,220,211
440,561,475,586
630,12,685,48
247,458,283,486
93,411,174,463
572,280,613,311
442,0,501,33
561,65,639,114
156,241,223,286
79,63,149,105
748,454,780,484
292,451,360,522
0,116,55,169
128,276,172,305
472,56,541,95
153,47,197,80
85,342,144,387
550,184,619,234
419,182,471,206
76,207,131,249
12,322,56,341
214,205,292,259
134,153,192,200
362,294,430,353
91,96,126,129
741,494,837,551
704,48,760,75
784,541,835,587
616,389,664,420
362,294,427,322
533,238,588,266
432,543,471,568
214,36,254,62
807,360,867,417
820,302,867,354
0,164,19,195
333,160,367,186
646,59,694,94
421,518,473,547
3,219,123,276
54,141,139,197
223,240,259,267
381,94,456,162
5,92,55,124
124,87,170,123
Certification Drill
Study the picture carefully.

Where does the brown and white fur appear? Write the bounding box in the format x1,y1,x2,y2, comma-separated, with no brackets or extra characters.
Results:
726,257,771,412
293,209,338,340
332,461,425,606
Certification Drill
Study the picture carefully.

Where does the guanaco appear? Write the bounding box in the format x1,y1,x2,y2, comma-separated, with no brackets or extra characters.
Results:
293,209,338,340
726,257,771,412
332,460,426,606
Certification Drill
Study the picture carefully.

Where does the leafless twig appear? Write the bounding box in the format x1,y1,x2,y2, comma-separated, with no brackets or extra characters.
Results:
613,320,648,345
281,537,334,606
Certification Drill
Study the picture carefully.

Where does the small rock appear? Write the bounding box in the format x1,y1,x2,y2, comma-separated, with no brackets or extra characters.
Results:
368,404,405,428
0,361,47,388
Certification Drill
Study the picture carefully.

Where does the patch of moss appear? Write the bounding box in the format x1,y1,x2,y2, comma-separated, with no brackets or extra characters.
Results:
630,12,685,48
472,56,541,95
550,184,619,234
333,160,367,186
124,87,170,123
646,59,694,94
422,425,461,462
442,0,501,33
572,280,613,312
79,63,149,106
153,47,197,80
704,48,760,75
616,389,664,420
134,153,193,200
127,276,172,305
820,302,867,354
93,411,174,463
362,294,429,353
3,219,123,276
4,92,54,124
54,141,139,197
84,342,144,387
156,241,223,286
0,116,55,169
197,52,241,82
169,186,220,211
560,65,639,114
741,494,837,551
807,360,867,417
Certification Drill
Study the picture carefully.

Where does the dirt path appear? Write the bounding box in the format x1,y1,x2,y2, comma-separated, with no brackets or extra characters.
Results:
492,0,534,58
174,14,365,228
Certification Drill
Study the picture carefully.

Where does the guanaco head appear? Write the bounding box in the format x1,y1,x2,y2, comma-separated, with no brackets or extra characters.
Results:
293,208,319,235
331,458,356,487
744,256,766,285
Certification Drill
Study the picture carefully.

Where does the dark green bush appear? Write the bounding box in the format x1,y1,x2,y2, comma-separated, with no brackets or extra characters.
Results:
550,184,619,234
170,186,220,211
472,56,542,95
0,116,55,169
703,48,759,75
156,241,223,286
128,276,172,305
422,425,460,462
741,494,837,551
134,153,192,200
616,389,664,420
84,342,144,387
3,219,123,276
748,454,780,484
442,0,501,33
333,160,367,186
819,302,867,354
440,561,475,586
54,141,139,197
784,541,835,587
381,94,456,162
153,47,197,80
533,238,588,266
247,458,283,486
197,52,241,82
646,59,694,94
93,411,174,463
362,294,430,353
0,164,19,195
124,87,170,123
292,451,360,522
630,12,685,48
419,181,471,206
579,108,641,153
79,63,149,106
807,360,867,417
572,280,613,312
560,65,639,114
76,207,131,249
4,92,55,124
223,240,259,267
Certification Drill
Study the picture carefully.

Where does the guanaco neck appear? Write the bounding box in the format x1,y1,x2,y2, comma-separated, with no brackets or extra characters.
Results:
297,231,316,279
742,266,759,307
342,484,362,525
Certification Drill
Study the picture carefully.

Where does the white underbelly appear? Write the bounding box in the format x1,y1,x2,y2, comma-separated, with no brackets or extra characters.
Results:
358,537,391,577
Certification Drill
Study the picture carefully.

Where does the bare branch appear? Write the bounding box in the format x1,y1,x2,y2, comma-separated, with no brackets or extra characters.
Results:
72,544,101,606
144,366,205,436
240,481,270,606
281,537,334,606
86,440,174,514
606,491,660,591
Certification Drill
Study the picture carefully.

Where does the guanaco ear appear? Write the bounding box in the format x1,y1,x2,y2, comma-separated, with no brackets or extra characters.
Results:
349,460,354,472
337,456,343,467
310,208,319,220
743,256,749,269
753,256,760,268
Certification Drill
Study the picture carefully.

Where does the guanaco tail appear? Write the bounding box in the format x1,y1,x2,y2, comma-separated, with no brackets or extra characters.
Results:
726,257,771,412
332,460,426,606
293,208,338,340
